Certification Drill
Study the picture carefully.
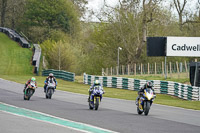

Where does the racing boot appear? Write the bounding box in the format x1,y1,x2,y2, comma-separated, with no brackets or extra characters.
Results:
135,96,139,106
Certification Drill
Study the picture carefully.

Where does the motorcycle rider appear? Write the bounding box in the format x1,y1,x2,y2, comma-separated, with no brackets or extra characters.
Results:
88,80,104,102
135,81,155,105
23,77,37,92
44,73,57,92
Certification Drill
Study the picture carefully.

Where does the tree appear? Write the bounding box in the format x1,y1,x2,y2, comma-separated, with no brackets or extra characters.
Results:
7,0,26,29
135,0,164,59
0,0,26,29
173,0,187,31
0,0,8,27
71,0,88,18
41,39,78,72
23,0,80,39
80,0,186,75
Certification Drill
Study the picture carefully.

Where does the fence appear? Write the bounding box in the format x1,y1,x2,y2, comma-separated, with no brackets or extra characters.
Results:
42,69,75,82
102,61,189,76
83,73,200,101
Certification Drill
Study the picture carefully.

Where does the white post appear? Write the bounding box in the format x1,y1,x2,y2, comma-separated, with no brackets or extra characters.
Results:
117,47,122,75
102,68,104,76
43,56,46,69
165,56,167,79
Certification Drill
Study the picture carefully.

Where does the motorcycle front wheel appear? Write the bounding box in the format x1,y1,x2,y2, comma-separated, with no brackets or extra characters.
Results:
137,107,143,115
94,97,99,110
144,101,150,115
89,101,93,110
46,88,53,99
24,95,27,100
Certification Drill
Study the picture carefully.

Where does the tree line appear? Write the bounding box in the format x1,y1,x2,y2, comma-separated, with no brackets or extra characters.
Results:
0,0,200,75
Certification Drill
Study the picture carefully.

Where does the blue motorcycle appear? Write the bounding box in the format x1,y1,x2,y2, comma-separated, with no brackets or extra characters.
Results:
137,88,156,115
89,86,104,110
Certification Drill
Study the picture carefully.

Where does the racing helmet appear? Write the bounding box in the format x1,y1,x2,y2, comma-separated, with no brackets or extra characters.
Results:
146,81,153,88
31,77,36,81
49,73,54,78
94,80,100,85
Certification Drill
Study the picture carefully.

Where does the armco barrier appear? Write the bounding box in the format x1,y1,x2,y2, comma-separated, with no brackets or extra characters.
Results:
42,69,75,82
0,27,30,48
32,44,41,74
83,73,200,101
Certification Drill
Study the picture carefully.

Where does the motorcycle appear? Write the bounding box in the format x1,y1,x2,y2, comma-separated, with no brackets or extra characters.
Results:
136,88,156,115
89,86,104,110
45,80,56,99
24,81,36,100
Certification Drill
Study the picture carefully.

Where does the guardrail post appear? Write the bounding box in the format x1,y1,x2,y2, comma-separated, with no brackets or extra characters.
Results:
199,87,200,101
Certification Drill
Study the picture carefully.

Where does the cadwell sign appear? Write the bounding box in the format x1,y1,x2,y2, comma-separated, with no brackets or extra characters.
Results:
167,37,200,57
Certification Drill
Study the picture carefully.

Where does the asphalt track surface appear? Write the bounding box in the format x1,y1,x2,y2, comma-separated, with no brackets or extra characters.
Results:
0,78,200,133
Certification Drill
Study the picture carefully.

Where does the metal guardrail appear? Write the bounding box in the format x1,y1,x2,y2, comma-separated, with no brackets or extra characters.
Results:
83,73,200,101
42,69,75,82
33,44,41,74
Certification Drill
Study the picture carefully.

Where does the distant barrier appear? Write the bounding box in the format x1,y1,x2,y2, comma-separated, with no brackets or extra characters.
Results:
83,73,200,101
33,44,41,74
42,69,75,82
0,27,30,48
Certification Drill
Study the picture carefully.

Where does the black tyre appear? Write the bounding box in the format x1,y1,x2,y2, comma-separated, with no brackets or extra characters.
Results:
95,98,99,110
27,96,30,100
24,95,27,100
137,107,143,115
48,89,53,99
89,102,93,110
27,89,33,100
144,101,150,115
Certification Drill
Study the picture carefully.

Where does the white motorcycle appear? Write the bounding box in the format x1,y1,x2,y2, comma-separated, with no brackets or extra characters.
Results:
46,80,56,99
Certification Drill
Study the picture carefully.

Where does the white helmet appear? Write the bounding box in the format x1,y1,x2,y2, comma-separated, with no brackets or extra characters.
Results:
49,73,53,77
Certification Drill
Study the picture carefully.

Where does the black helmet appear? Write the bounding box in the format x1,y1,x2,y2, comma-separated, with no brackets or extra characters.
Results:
146,81,153,88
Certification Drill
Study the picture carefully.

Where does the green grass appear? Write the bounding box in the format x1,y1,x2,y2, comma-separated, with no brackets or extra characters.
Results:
112,73,190,84
0,33,199,110
0,33,34,75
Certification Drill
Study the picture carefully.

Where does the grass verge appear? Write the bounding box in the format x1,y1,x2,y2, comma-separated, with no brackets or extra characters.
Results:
0,33,34,75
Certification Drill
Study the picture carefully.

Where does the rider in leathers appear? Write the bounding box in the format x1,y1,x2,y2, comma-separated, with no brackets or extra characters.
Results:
88,80,104,102
23,77,37,92
44,73,57,92
135,81,155,105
